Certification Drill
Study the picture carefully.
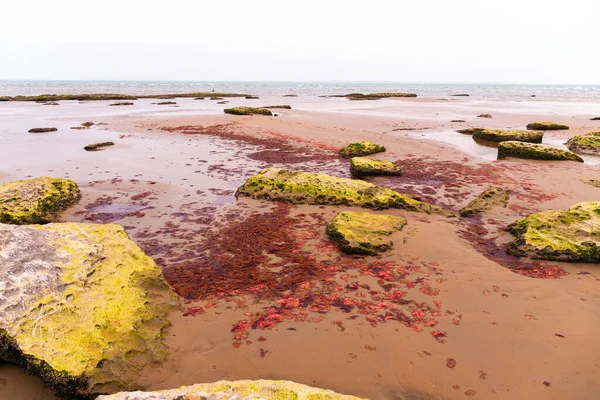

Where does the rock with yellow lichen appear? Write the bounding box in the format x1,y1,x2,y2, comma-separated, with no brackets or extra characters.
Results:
506,202,600,262
460,187,510,217
0,177,81,224
339,141,386,158
97,379,365,400
0,223,179,398
497,141,584,162
350,157,402,178
326,211,407,255
472,129,544,144
565,131,600,155
526,122,569,131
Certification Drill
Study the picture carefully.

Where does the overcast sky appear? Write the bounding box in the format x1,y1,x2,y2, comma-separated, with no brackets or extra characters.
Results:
1,0,598,84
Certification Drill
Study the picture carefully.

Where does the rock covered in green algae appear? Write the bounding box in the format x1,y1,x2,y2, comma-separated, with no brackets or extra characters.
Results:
350,157,403,178
224,106,273,116
565,131,600,155
460,187,510,217
526,122,569,131
0,177,81,224
457,128,485,135
326,211,407,255
0,223,179,397
97,380,365,400
472,129,544,144
236,168,451,215
339,141,386,158
497,141,583,162
506,202,600,262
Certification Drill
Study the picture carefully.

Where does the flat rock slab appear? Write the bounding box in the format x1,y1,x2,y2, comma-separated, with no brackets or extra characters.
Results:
97,379,365,400
497,141,583,162
326,211,407,255
350,157,403,178
0,177,81,224
507,202,600,262
224,106,272,116
460,187,510,217
565,132,600,155
339,140,386,158
526,122,569,130
472,129,543,144
0,223,178,397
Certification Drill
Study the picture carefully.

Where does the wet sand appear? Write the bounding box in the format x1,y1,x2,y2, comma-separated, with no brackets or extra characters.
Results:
1,96,600,399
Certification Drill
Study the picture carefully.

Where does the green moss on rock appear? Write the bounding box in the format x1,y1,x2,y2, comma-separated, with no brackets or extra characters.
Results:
350,157,402,178
263,105,292,109
460,187,510,217
326,211,406,255
565,131,600,155
339,141,386,158
224,107,273,116
472,129,543,144
526,122,569,131
507,202,600,262
497,141,583,162
584,179,600,188
457,128,485,135
0,177,81,224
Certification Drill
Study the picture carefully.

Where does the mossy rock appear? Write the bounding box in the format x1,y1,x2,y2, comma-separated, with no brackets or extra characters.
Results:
28,127,57,133
326,211,406,255
457,128,485,135
0,223,179,397
97,379,364,400
350,157,402,178
497,141,583,162
109,102,134,106
460,187,510,217
84,142,115,151
565,131,600,155
507,202,600,262
472,129,543,144
347,93,417,100
584,179,600,188
0,177,81,224
339,141,386,158
477,114,492,118
236,168,451,216
526,122,569,131
224,107,273,116
263,105,292,109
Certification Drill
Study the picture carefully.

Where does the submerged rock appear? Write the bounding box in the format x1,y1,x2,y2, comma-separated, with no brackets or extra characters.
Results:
565,131,600,155
98,380,364,400
84,142,115,151
460,187,510,217
0,223,178,397
224,106,273,116
350,157,402,178
497,141,583,162
28,127,57,133
477,114,492,118
339,140,386,158
507,202,600,262
236,168,450,215
326,211,406,255
472,129,544,144
0,177,81,224
526,122,569,130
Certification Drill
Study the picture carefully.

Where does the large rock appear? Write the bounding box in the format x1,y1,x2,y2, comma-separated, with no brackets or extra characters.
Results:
326,211,406,255
0,177,81,224
497,141,583,162
236,168,450,215
339,141,386,158
460,187,510,217
507,202,600,262
565,131,600,155
472,129,543,144
350,157,403,178
526,122,569,131
98,380,365,400
0,223,178,397
224,106,272,116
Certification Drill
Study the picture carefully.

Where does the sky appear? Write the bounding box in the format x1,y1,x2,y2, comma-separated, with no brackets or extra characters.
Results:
1,0,599,84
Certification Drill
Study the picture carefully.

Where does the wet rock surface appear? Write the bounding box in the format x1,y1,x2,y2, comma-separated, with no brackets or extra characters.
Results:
460,187,510,217
565,131,600,155
526,122,569,131
497,141,583,162
350,157,403,178
224,107,273,116
472,129,543,144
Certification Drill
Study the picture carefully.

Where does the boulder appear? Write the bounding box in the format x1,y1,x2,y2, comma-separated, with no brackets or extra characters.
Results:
326,211,406,255
472,129,543,144
0,223,178,397
236,168,450,215
526,122,569,131
224,107,273,116
565,132,600,155
84,142,115,151
28,128,57,133
477,114,492,118
507,202,600,262
0,177,81,224
350,157,403,178
339,141,386,158
497,141,583,162
97,380,364,400
460,187,510,217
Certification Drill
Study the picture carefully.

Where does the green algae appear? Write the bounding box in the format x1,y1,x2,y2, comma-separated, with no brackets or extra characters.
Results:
472,129,543,144
350,157,402,178
526,122,569,131
497,141,583,162
565,131,600,155
0,177,81,224
460,187,510,217
584,179,600,188
457,128,485,135
224,106,273,116
339,141,386,158
326,211,407,255
507,202,600,262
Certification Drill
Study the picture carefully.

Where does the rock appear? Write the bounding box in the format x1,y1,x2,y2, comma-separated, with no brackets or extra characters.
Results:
326,211,406,255
565,132,600,155
210,97,225,100
477,114,492,118
97,380,364,400
236,168,451,215
450,94,470,97
451,119,466,122
156,101,176,105
457,128,485,135
194,97,205,100
282,94,298,97
42,102,59,106
28,127,57,133
526,122,569,130
224,107,273,116
339,141,386,158
350,157,403,178
263,105,292,109
245,96,260,99
217,101,229,104
0,223,178,397
507,202,600,262
472,129,544,144
346,93,417,100
591,117,600,121
460,187,510,217
81,121,95,128
109,102,134,106
584,179,600,188
84,142,115,151
497,141,583,162
0,177,81,224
